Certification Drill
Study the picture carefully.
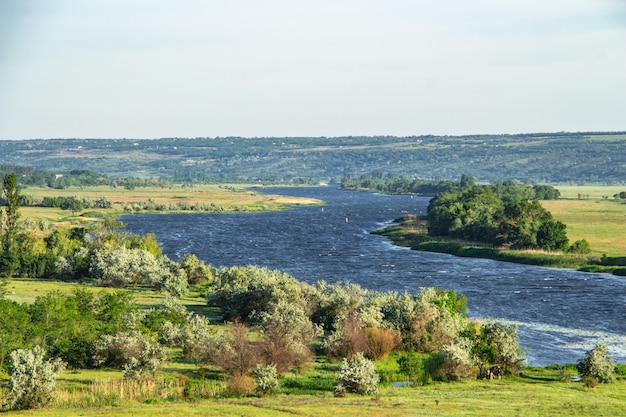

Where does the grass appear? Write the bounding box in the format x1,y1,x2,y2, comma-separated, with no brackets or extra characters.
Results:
3,367,625,416
2,279,626,416
541,198,626,257
18,184,323,226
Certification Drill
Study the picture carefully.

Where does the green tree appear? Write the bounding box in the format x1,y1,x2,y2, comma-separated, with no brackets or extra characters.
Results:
1,172,20,252
536,220,569,251
0,173,21,278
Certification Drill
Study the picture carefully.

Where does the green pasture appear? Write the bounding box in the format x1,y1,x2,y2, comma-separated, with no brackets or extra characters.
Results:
4,368,625,416
554,184,626,200
542,198,626,257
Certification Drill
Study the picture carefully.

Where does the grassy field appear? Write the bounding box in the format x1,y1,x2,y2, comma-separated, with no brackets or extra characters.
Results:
2,364,625,416
19,184,322,226
554,185,626,200
545,185,626,257
541,198,626,257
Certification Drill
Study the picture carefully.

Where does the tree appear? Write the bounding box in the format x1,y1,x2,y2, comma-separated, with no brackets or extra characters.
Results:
576,344,616,383
536,220,569,251
0,173,20,278
1,172,20,252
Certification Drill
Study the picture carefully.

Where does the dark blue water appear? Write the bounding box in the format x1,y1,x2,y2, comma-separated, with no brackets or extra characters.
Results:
121,186,626,366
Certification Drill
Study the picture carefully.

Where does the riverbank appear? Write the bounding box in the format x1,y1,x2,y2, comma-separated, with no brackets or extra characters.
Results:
372,214,626,275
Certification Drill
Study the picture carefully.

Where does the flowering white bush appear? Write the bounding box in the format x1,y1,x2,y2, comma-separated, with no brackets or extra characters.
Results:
252,364,280,396
92,331,167,379
89,247,169,287
3,346,66,410
334,352,379,396
438,339,476,380
577,344,616,383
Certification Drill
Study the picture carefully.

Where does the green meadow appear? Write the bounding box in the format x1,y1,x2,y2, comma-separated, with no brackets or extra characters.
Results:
2,279,625,417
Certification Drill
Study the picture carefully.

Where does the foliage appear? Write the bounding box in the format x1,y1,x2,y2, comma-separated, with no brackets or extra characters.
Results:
89,246,170,288
364,327,399,361
437,339,476,380
92,331,167,380
252,364,280,396
3,346,66,411
427,184,568,251
568,239,591,254
180,253,213,285
323,310,368,361
209,265,312,322
0,290,138,369
253,301,321,373
462,321,526,374
178,314,215,361
334,352,379,396
0,299,31,368
213,321,259,377
397,351,426,385
576,344,616,383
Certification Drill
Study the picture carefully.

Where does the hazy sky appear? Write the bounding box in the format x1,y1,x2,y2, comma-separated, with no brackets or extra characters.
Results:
1,0,625,139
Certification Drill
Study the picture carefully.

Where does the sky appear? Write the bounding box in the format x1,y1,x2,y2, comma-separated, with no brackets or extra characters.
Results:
0,0,625,139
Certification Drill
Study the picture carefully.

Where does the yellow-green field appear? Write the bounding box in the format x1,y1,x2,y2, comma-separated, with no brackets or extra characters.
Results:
543,185,626,257
19,184,322,226
554,185,626,200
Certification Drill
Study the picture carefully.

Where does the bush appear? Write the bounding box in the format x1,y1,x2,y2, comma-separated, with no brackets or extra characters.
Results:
365,328,399,361
224,375,254,397
253,364,280,396
92,331,167,380
254,302,320,373
3,346,66,411
334,352,379,396
576,344,616,383
438,340,475,380
568,239,591,254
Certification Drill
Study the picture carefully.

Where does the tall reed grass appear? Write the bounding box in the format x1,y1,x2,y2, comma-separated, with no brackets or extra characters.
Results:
52,377,223,408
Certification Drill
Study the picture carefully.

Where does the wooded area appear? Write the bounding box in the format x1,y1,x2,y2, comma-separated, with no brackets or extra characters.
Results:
1,132,625,184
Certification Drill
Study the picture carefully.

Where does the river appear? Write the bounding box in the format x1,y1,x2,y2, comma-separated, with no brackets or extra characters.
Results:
121,186,626,366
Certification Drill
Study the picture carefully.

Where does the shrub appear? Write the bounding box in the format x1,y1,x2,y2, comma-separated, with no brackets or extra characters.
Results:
92,331,167,380
253,364,280,396
3,346,66,411
365,328,399,361
180,253,213,285
324,310,368,360
438,340,476,380
209,265,311,322
568,239,591,254
160,270,189,298
254,302,320,373
334,352,379,396
213,321,260,377
576,344,616,383
224,375,254,397
180,314,214,361
397,351,425,385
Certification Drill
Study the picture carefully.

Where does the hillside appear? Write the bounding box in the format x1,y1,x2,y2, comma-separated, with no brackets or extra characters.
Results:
1,132,625,183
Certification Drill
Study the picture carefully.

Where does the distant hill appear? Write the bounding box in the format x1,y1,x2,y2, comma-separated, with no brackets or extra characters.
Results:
0,132,624,184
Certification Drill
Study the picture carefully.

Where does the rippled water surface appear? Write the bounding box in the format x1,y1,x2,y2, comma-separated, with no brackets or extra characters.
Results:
122,186,626,366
